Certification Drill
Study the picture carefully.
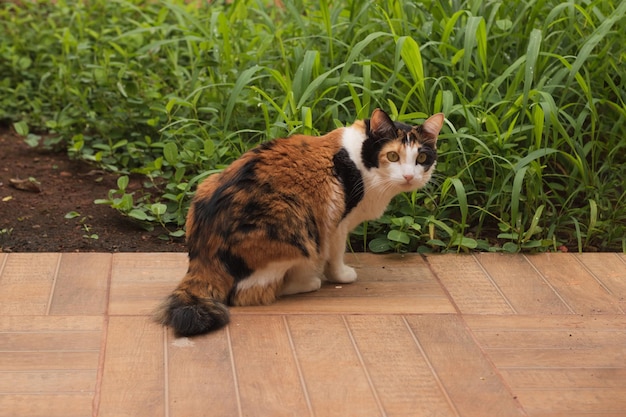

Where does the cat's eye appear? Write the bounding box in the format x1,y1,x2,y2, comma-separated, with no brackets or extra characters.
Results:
387,151,400,162
416,153,428,164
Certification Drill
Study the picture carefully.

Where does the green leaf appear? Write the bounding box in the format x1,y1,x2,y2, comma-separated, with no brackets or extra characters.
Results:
112,139,128,150
13,121,29,136
204,140,215,157
521,240,544,249
502,242,519,253
150,203,167,216
129,209,148,221
496,19,512,31
169,229,186,237
163,142,178,166
64,211,81,219
115,194,133,211
451,236,478,249
387,229,411,244
369,238,392,253
117,176,129,191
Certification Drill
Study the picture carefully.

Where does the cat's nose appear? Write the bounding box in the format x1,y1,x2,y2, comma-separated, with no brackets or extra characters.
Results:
403,174,414,182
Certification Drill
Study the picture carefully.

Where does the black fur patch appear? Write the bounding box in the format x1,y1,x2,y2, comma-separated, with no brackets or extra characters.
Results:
191,157,261,246
360,119,381,169
361,119,415,169
332,148,364,218
287,232,309,258
251,140,277,153
157,293,230,337
417,146,438,170
218,249,253,281
305,208,320,252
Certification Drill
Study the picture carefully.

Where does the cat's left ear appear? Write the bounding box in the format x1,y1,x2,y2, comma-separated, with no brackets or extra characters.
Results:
420,113,445,145
369,108,396,138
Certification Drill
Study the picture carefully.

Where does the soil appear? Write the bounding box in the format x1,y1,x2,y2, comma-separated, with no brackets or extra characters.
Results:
0,129,187,252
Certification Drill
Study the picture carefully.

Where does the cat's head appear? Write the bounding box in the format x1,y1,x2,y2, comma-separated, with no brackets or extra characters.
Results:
361,108,444,191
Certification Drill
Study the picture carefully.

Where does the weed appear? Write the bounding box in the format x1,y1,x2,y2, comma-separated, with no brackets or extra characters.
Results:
2,0,625,252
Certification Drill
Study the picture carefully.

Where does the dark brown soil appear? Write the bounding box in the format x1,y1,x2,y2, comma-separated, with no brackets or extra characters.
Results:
0,129,187,252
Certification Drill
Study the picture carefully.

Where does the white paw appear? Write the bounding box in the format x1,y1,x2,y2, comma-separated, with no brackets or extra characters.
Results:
306,276,323,292
281,276,322,296
326,264,357,283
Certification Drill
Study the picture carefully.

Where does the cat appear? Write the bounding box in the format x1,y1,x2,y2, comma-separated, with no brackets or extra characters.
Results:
155,108,444,336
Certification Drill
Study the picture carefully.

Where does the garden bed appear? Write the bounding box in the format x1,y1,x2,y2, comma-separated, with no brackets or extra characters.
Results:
0,129,186,252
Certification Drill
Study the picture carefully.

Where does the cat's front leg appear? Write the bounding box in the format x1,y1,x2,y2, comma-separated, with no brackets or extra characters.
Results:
324,227,357,283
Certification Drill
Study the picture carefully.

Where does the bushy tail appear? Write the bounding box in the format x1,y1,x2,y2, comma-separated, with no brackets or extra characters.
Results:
155,290,230,337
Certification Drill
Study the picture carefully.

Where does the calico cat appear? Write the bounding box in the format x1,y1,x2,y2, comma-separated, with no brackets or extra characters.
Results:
156,108,444,336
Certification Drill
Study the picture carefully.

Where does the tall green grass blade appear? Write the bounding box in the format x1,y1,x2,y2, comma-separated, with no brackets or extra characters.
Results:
340,31,390,81
567,1,626,86
512,148,558,172
523,28,542,113
293,50,320,106
318,0,334,62
463,16,486,79
398,36,426,108
585,199,598,247
523,204,544,242
297,63,344,109
450,177,468,232
223,65,265,132
510,166,527,231
571,216,583,253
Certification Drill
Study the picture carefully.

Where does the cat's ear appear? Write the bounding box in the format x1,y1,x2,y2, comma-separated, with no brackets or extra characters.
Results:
420,113,445,144
369,108,396,138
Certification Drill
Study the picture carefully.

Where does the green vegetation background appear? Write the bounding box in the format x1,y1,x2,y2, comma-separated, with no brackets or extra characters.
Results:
2,0,625,252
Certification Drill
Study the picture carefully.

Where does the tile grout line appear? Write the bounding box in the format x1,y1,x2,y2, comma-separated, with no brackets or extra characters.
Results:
420,254,464,316
341,315,388,417
45,253,63,316
282,316,315,417
472,254,518,314
401,316,461,417
498,365,626,370
522,254,576,314
226,325,244,417
92,318,109,417
163,327,170,417
573,254,626,314
0,252,8,278
92,254,114,417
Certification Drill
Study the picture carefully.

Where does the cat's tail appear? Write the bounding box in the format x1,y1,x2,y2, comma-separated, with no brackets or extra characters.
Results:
154,284,230,337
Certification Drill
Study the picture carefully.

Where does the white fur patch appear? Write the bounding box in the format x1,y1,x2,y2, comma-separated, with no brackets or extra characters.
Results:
341,125,367,171
235,260,295,291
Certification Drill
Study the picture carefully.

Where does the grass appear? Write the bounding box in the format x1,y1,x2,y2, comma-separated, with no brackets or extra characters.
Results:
1,0,625,252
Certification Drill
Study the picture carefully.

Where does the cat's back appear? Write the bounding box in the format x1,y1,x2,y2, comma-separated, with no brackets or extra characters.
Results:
212,128,348,197
190,127,355,232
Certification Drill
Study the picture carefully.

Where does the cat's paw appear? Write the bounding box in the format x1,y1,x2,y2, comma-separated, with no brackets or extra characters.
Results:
281,276,322,296
326,264,357,283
